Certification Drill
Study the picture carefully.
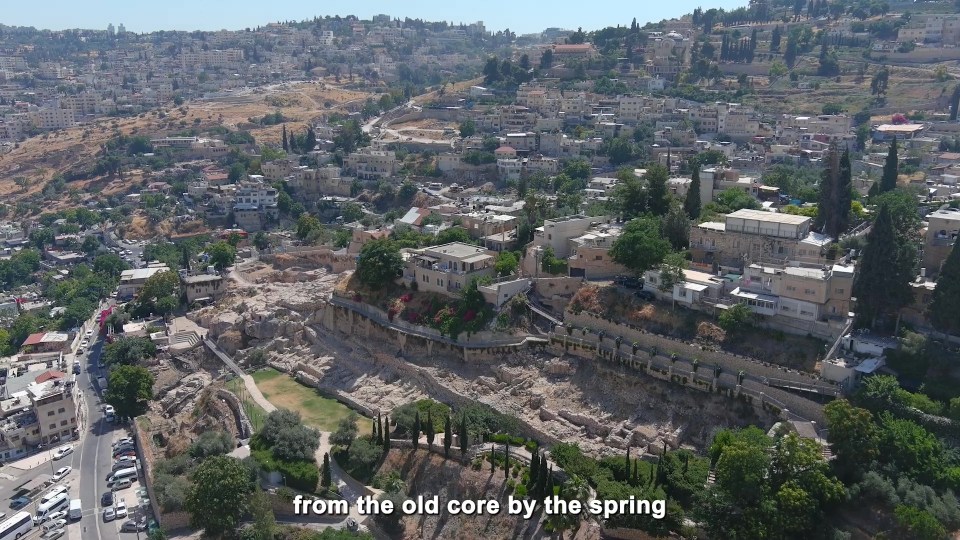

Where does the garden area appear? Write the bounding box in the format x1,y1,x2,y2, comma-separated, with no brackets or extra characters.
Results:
226,376,267,432
251,368,373,434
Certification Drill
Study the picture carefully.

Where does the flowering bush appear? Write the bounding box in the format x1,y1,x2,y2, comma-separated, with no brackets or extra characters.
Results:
464,309,476,322
400,293,413,303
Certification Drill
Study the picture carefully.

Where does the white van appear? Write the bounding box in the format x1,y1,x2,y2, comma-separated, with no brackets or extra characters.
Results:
36,493,68,520
107,467,138,485
39,485,68,505
68,499,81,520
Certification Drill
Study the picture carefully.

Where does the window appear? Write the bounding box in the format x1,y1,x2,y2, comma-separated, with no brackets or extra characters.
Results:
804,289,814,295
49,424,56,430
835,288,844,294
786,286,796,291
59,420,67,427
595,255,602,261
58,408,65,414
47,411,54,417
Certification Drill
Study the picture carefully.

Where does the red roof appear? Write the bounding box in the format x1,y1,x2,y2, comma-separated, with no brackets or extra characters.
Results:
34,370,66,384
22,333,46,346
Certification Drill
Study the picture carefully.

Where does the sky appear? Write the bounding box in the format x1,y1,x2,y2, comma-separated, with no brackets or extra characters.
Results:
3,0,748,35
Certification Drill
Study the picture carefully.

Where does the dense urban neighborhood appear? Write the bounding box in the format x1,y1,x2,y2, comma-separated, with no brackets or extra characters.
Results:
3,0,960,539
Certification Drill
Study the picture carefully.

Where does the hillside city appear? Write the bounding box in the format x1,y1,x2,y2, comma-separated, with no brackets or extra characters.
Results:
2,0,960,539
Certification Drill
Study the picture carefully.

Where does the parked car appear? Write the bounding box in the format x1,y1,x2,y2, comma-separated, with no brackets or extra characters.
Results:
84,330,93,338
102,506,115,522
634,290,656,301
9,497,29,510
79,339,89,349
113,437,134,448
42,519,67,532
110,479,133,491
115,499,127,519
52,446,73,460
41,528,65,540
112,449,135,459
52,466,71,482
39,510,67,524
120,519,146,532
100,492,113,507
103,405,115,416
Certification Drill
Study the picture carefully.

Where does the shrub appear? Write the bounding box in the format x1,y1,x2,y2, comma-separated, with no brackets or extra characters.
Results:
251,448,319,492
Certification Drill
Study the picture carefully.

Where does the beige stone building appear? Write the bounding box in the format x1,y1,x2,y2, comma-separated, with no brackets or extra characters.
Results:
922,206,960,277
404,243,495,297
689,209,832,271
183,274,224,304
731,262,855,322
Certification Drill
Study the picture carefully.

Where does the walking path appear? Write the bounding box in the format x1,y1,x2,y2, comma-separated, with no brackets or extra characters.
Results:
203,339,376,524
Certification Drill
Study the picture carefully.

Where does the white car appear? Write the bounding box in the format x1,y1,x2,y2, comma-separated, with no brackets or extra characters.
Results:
104,405,115,416
114,456,137,465
42,519,67,532
52,466,71,482
84,330,93,338
113,437,134,448
41,528,65,540
52,446,73,460
37,510,67,524
102,506,115,522
39,485,68,504
114,499,127,519
79,339,89,349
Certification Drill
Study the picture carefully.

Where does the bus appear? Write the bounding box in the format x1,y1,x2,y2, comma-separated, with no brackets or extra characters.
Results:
0,511,32,540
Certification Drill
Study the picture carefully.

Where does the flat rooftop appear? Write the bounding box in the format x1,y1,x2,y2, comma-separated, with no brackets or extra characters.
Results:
422,242,492,260
727,209,810,225
929,207,960,222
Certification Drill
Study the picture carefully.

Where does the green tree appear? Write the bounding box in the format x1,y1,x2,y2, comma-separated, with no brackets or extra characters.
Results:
443,414,452,459
823,400,878,480
459,415,468,456
228,163,246,183
879,138,898,193
103,336,157,367
321,452,332,488
249,488,276,540
105,365,154,420
206,241,236,271
658,252,688,293
852,204,914,327
459,119,476,138
330,413,359,448
295,214,321,242
718,303,753,333
815,144,852,238
186,456,253,537
610,216,671,276
684,165,702,219
645,164,670,216
894,505,947,540
253,231,269,251
93,253,129,278
80,235,100,255
662,204,690,250
356,239,403,289
612,169,647,220
930,242,960,335
494,251,519,277
606,137,635,166
878,413,944,485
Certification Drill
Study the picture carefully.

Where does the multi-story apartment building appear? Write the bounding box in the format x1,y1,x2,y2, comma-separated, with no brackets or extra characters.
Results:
29,107,74,130
118,264,171,300
566,223,628,279
343,148,398,180
404,242,496,297
180,49,245,69
689,209,833,271
0,371,79,458
922,206,960,277
731,262,854,322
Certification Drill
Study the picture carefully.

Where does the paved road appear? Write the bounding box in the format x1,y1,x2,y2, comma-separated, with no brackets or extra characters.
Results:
75,331,143,540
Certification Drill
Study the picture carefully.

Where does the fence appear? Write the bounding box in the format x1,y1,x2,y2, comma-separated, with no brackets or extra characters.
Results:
330,295,541,349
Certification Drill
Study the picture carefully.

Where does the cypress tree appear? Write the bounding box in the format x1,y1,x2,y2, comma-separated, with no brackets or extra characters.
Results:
535,457,548,500
931,241,960,335
491,448,497,472
321,452,332,488
529,451,540,489
373,414,379,443
459,415,468,456
684,164,702,219
281,124,288,152
426,409,435,450
546,467,555,498
852,203,914,327
950,84,960,122
625,446,631,481
413,411,421,450
816,143,851,238
383,415,391,449
504,442,510,473
880,137,898,193
443,414,452,458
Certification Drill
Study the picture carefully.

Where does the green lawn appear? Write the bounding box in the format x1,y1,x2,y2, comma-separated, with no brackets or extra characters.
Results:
251,368,373,434
226,376,267,433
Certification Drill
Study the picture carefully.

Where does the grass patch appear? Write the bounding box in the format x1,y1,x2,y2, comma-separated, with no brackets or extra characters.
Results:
226,376,267,433
251,368,373,434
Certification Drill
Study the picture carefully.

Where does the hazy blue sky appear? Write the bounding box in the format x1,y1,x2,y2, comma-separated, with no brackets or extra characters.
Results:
4,1,748,35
